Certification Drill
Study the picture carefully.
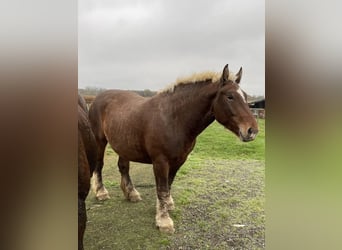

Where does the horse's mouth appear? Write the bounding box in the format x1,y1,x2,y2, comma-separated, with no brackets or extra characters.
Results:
239,131,257,142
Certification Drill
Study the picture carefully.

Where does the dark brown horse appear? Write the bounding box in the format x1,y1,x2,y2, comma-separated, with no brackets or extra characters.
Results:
78,94,97,250
88,64,258,233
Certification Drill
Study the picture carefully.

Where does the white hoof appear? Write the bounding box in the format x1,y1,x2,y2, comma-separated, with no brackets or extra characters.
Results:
129,189,142,202
96,187,110,201
156,216,175,234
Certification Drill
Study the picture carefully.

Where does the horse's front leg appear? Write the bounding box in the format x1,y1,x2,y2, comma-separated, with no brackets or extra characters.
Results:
166,165,182,211
153,158,175,234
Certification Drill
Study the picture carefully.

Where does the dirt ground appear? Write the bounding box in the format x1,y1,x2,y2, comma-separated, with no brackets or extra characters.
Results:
165,159,265,249
84,152,264,249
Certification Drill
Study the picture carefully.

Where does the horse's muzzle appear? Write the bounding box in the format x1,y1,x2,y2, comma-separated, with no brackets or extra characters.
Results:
239,127,258,142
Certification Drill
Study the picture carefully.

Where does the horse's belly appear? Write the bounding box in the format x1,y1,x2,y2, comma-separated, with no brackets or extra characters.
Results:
103,114,151,163
108,140,152,164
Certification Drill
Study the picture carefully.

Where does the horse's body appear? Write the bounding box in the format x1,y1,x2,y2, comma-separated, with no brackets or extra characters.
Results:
78,94,97,250
89,65,258,233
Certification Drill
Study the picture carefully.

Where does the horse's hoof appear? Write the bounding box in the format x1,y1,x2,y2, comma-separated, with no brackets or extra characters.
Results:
129,189,142,202
96,187,110,200
156,216,175,234
96,192,110,201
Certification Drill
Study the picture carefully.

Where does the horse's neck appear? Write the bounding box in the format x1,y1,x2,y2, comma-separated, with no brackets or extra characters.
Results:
165,82,218,140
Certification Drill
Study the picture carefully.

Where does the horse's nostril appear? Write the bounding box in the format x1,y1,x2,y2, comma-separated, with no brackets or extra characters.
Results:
248,127,253,135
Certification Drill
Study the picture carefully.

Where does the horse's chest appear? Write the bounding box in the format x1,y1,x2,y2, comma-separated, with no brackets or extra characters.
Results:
166,139,196,166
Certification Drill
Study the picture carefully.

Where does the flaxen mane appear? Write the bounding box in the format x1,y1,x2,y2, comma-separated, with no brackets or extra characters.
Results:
159,70,238,93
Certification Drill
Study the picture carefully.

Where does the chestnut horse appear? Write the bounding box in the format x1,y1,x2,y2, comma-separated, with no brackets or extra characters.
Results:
78,94,97,250
88,64,258,233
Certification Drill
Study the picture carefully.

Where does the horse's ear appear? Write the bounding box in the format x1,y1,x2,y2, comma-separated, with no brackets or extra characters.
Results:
235,67,243,84
221,64,229,83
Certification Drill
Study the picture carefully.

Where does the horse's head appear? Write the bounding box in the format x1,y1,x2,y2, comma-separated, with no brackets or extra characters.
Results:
212,64,258,142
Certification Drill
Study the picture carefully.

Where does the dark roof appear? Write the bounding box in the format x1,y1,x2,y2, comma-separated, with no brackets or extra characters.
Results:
247,96,264,104
248,97,265,109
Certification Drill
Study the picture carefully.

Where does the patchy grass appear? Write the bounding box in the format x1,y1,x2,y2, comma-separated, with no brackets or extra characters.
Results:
84,119,265,249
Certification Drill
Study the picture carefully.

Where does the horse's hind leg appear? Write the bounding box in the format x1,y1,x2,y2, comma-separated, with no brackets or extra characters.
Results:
92,138,110,200
118,157,142,202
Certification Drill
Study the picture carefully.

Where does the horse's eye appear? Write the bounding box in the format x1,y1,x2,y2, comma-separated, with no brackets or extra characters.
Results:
227,95,234,100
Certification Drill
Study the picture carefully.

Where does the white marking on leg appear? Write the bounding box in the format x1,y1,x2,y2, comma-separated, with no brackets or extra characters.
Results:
91,172,110,200
91,172,100,194
155,198,175,234
166,195,175,210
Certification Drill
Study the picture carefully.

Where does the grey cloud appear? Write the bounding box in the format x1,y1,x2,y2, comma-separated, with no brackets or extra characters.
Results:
79,0,264,95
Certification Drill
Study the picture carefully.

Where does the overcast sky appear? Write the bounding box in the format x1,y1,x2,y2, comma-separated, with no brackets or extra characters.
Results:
79,0,264,96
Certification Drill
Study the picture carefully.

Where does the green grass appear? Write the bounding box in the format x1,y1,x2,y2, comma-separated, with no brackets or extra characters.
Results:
84,119,265,249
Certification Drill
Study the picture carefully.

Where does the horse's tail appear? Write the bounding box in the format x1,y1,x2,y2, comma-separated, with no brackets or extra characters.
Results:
88,92,108,146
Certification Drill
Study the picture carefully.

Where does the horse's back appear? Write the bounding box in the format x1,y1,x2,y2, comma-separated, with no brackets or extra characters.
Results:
92,89,146,110
89,90,148,123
